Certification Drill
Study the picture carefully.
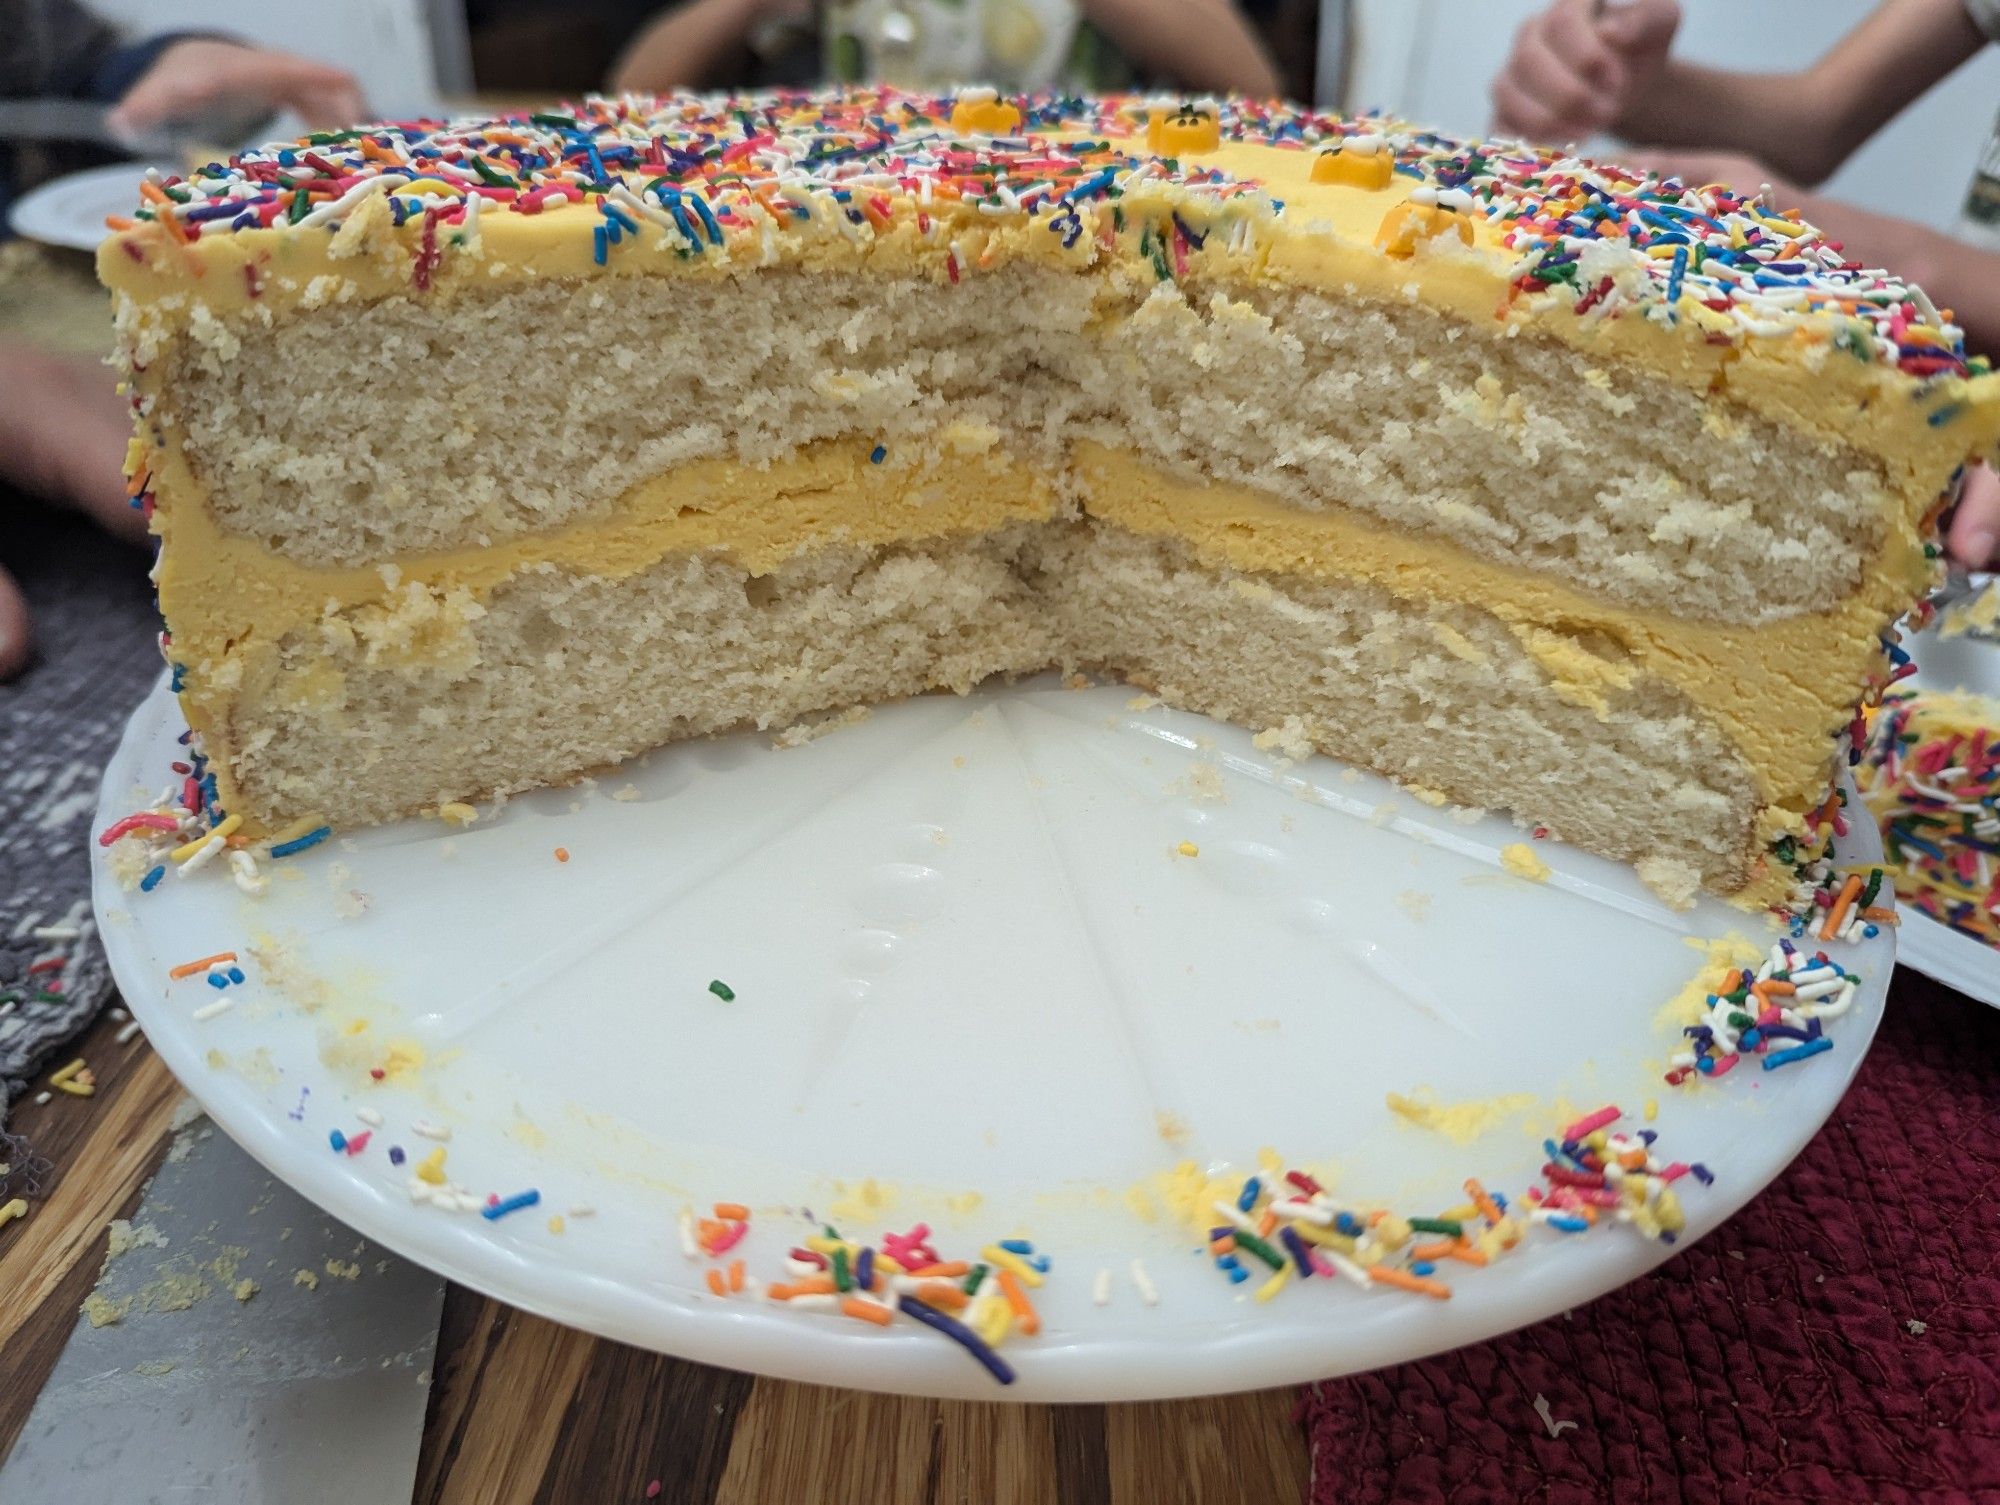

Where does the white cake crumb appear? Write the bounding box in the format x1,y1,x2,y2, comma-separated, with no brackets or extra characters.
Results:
1635,855,1701,910
1129,1258,1159,1306
1252,715,1315,763
773,704,872,749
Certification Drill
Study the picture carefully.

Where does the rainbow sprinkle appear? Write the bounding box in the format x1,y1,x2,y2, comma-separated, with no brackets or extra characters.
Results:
95,729,282,897
751,1218,1047,1383
1192,1109,1703,1312
483,1188,542,1221
1662,936,1862,1086
130,931,1736,1389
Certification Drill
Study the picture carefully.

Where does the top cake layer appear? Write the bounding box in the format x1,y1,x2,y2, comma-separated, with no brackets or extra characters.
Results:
100,87,2000,534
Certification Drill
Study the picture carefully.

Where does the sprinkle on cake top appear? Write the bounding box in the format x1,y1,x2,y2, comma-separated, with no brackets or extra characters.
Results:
107,87,1988,384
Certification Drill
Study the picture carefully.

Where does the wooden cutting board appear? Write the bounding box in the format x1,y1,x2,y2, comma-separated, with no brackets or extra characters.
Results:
0,1006,1309,1503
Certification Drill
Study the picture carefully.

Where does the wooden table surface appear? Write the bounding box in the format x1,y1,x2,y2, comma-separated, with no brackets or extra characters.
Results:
0,1010,1310,1504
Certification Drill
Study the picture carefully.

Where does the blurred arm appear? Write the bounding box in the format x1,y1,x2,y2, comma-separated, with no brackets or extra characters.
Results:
1617,0,1985,185
609,0,772,92
1080,0,1281,97
1784,192,2000,356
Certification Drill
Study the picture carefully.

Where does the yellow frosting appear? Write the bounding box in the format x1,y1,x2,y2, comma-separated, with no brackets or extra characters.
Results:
156,430,1052,645
1499,843,1554,883
1385,1088,1539,1145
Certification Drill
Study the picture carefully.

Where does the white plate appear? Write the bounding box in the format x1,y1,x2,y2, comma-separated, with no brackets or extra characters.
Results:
93,672,1889,1401
9,161,168,251
1887,622,2000,1004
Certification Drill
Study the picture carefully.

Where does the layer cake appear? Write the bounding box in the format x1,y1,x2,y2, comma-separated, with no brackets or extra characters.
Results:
98,88,2000,905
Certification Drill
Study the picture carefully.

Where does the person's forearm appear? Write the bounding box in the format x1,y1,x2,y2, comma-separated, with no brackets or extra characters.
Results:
1613,60,1838,183
1616,0,1984,186
0,342,144,541
0,346,80,501
1080,0,1280,97
609,0,767,93
1783,191,2000,358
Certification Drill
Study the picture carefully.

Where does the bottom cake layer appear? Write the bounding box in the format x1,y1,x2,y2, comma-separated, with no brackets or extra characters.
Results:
219,519,1761,896
226,525,1061,829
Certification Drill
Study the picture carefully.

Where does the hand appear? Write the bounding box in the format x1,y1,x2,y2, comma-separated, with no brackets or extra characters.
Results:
0,347,149,680
1949,465,2000,570
1492,0,1681,145
107,38,366,136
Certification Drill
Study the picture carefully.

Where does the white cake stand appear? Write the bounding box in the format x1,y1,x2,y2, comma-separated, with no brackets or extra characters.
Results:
93,671,1890,1400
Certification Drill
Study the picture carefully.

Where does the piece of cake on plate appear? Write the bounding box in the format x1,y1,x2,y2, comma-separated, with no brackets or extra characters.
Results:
98,88,2000,907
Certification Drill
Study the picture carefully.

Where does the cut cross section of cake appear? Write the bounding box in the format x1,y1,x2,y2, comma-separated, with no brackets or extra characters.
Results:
98,88,2000,908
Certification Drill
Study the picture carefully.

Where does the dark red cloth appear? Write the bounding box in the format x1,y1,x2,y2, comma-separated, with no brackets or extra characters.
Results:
1300,971,2000,1504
